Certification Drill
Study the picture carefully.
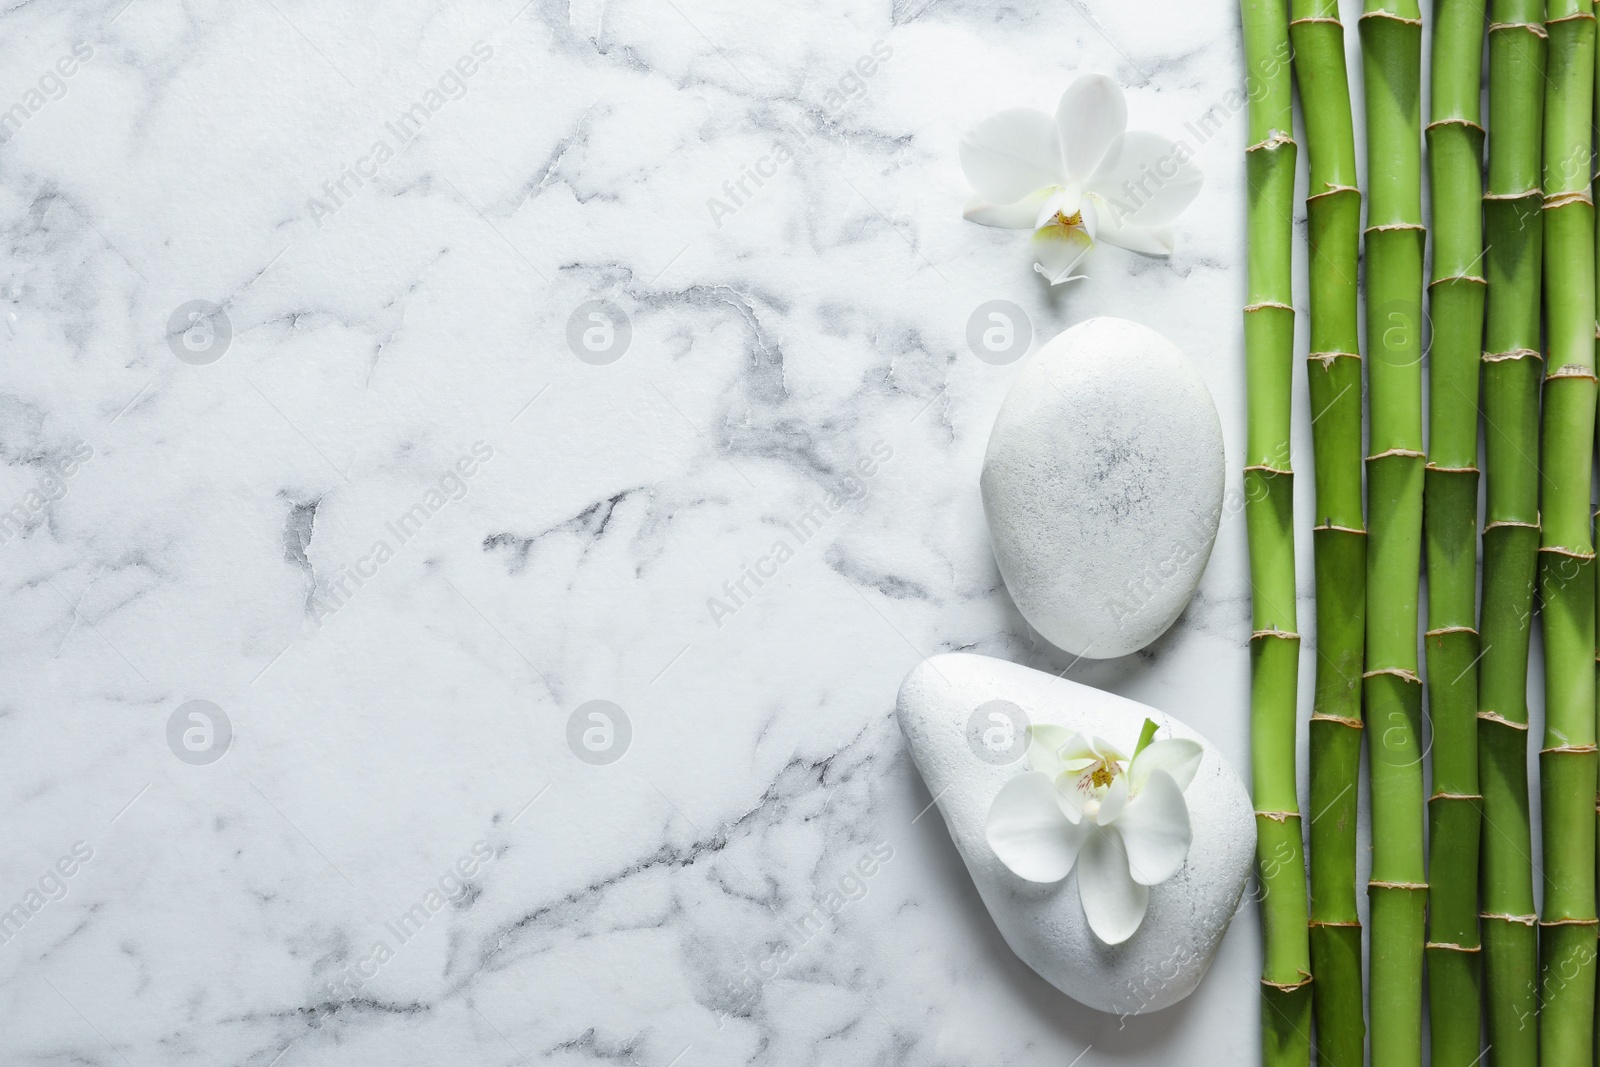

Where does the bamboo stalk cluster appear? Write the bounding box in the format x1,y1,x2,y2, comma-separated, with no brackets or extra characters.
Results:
1236,0,1600,1062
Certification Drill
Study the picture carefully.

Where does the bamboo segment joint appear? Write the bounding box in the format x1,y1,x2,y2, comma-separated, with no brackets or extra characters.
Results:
1477,711,1529,730
1312,523,1367,535
1255,809,1301,822
1309,713,1363,728
1359,10,1422,24
1482,348,1543,363
1369,880,1428,891
1538,917,1600,927
1484,519,1539,531
1481,912,1539,925
1246,130,1294,153
1540,744,1600,755
1425,941,1483,952
1367,447,1425,460
1306,184,1360,204
1428,791,1484,801
1288,15,1342,25
1546,11,1598,25
1543,190,1595,210
1425,117,1486,135
1484,188,1544,200
1244,301,1294,314
1309,920,1362,928
1250,628,1300,643
1428,273,1487,288
1424,464,1478,474
1546,364,1599,382
1425,625,1477,636
1363,668,1422,684
1364,222,1427,235
1307,350,1361,366
1537,545,1596,561
1260,975,1314,992
1487,20,1548,37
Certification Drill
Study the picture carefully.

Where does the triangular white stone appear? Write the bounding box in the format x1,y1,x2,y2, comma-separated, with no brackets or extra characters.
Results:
896,652,1254,1014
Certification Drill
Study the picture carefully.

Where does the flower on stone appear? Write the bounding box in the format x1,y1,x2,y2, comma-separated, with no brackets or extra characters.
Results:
959,74,1203,285
985,722,1201,945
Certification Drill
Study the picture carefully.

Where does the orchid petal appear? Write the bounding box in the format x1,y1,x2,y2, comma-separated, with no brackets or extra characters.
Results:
960,108,1065,206
1091,211,1177,256
1089,734,1128,764
1033,188,1085,231
1117,769,1193,886
963,189,1055,229
1057,73,1127,181
1087,130,1203,227
986,772,1088,882
1094,771,1129,825
1031,201,1097,286
1026,723,1077,776
1078,827,1149,944
1129,737,1204,794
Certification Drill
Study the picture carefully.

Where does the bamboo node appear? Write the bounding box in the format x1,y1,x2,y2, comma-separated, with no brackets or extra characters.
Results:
1249,628,1300,643
1243,301,1294,314
1482,348,1542,363
1366,448,1424,461
1425,941,1483,953
1309,713,1363,729
1428,791,1483,801
1309,920,1362,928
1312,523,1367,536
1288,16,1342,25
1428,273,1487,288
1481,912,1539,925
1545,363,1599,382
1483,519,1539,531
1364,222,1427,235
1424,625,1477,637
1424,464,1477,474
1483,188,1544,200
1247,130,1294,153
1359,10,1422,25
1543,190,1595,210
1477,711,1529,730
1260,975,1313,992
1537,545,1597,561
1547,10,1599,25
1255,809,1300,823
1362,668,1421,684
1425,117,1486,135
1538,917,1600,927
1541,744,1600,755
1306,184,1359,204
1307,350,1361,366
1488,20,1548,37
1369,880,1428,891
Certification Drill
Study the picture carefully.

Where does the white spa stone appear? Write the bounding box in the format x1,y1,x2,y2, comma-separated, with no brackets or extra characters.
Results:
895,652,1253,1015
980,317,1225,659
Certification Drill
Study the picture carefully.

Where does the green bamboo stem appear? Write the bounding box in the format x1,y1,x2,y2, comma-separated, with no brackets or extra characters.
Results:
1479,5,1545,1065
1424,1,1487,1064
1537,4,1599,1064
1288,5,1365,1063
1242,1,1310,1062
1360,2,1426,1063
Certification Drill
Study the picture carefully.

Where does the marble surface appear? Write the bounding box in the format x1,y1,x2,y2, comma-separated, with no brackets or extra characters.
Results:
0,0,1363,1064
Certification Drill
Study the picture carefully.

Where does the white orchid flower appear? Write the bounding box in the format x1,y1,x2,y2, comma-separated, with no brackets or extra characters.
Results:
985,722,1201,945
959,74,1203,284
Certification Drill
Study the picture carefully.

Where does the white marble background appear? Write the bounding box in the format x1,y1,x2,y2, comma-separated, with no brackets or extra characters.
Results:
0,0,1368,1063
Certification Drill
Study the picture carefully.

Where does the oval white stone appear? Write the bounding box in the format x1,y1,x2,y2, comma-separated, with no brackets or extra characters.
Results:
895,652,1254,1015
980,317,1225,659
